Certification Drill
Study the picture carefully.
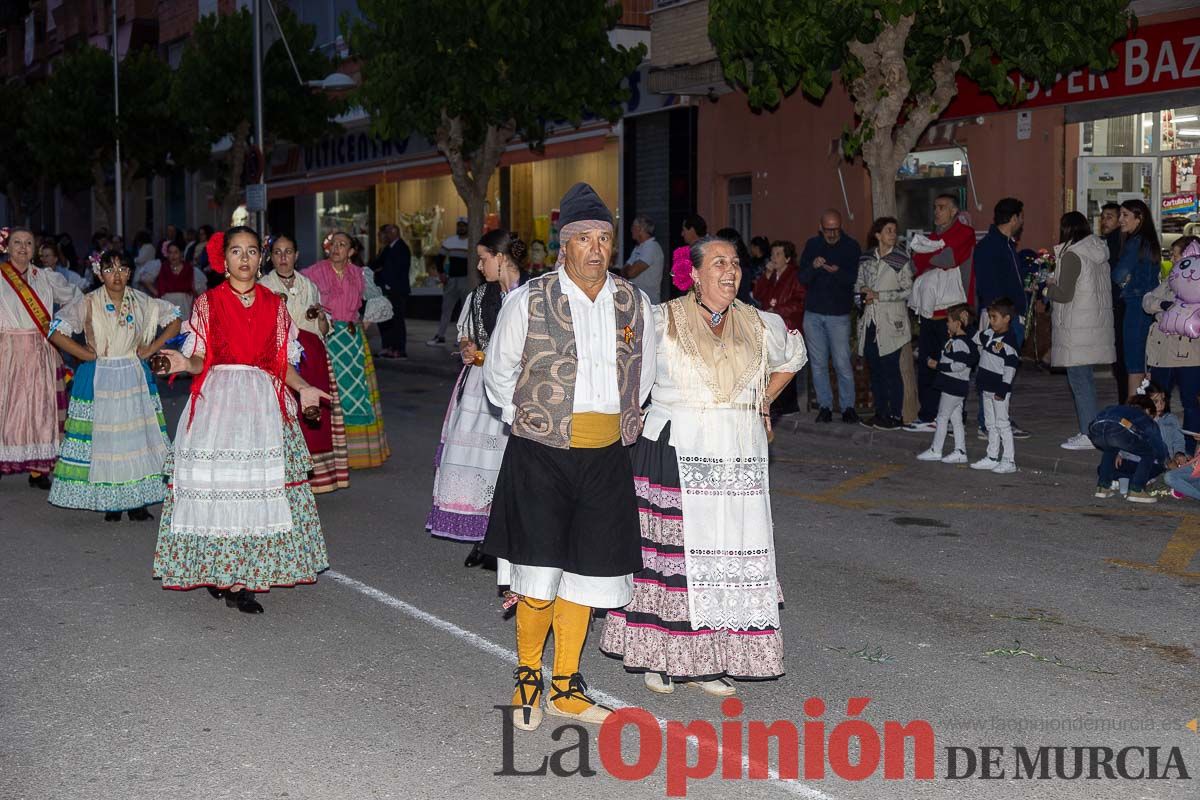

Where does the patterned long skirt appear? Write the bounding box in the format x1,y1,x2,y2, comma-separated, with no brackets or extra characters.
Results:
599,426,785,680
49,357,169,511
296,330,350,494
426,364,508,542
0,329,67,474
326,321,389,469
152,367,328,592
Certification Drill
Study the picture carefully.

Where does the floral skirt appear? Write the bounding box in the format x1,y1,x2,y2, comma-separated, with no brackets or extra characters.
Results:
426,364,508,542
152,368,328,592
326,321,389,469
296,329,350,494
599,426,784,680
49,358,169,511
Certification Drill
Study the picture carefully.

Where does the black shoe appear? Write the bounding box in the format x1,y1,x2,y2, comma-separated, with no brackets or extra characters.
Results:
225,589,264,614
873,417,901,431
860,416,878,430
841,408,860,424
464,542,486,568
815,408,833,423
127,507,153,521
28,473,51,490
206,586,225,600
104,511,122,522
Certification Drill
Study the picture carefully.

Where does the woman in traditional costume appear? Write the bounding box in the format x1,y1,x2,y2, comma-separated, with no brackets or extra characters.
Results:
138,240,207,319
261,234,350,495
427,229,524,565
0,227,81,488
304,232,390,469
600,235,807,695
152,227,331,614
47,250,181,520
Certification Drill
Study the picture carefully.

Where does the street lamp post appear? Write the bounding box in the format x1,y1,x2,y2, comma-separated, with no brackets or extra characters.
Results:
251,0,266,235
112,1,123,238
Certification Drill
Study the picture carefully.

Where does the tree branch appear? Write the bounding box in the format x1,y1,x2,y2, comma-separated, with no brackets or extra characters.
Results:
894,34,970,159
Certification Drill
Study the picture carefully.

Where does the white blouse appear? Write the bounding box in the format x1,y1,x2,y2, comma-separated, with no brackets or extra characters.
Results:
0,266,81,331
51,288,181,359
484,269,656,424
260,270,326,337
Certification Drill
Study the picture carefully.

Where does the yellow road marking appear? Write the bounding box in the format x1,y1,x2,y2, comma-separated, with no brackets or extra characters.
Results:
1105,516,1200,579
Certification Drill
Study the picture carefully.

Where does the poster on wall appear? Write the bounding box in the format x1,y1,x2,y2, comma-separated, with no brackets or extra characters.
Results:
1087,162,1122,189
1163,192,1198,217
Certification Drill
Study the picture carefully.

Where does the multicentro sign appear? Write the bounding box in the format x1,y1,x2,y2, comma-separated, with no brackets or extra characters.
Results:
943,17,1200,119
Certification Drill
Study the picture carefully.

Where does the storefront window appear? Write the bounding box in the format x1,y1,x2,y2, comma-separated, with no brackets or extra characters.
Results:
317,189,374,264
1161,106,1200,152
1085,113,1154,156
895,147,969,232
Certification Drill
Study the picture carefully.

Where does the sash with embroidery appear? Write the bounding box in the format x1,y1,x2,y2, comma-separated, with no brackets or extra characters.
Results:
0,262,52,336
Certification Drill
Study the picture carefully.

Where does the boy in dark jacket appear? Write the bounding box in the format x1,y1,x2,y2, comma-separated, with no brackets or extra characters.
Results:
1089,395,1168,504
917,304,978,464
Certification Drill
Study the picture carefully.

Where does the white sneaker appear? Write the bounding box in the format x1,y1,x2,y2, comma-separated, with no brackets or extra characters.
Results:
916,447,943,461
903,421,937,433
941,450,968,464
992,460,1017,474
971,457,1001,470
1060,433,1094,451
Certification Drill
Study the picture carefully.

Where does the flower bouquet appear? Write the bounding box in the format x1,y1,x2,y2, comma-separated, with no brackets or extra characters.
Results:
1023,248,1056,333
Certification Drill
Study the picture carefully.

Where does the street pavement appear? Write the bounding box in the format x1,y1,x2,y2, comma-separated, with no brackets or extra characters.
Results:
2,322,1198,800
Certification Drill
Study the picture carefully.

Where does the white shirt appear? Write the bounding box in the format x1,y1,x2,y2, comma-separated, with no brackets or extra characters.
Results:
625,237,664,303
0,265,81,331
484,268,656,424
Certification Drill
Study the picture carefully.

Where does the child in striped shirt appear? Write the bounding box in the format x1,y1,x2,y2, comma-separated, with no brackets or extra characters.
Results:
971,297,1021,474
917,304,978,463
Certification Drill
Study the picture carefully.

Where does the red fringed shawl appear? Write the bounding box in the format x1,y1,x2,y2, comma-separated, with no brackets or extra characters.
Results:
187,282,292,425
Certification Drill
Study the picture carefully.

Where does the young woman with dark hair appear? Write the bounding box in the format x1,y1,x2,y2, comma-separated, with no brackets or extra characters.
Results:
428,228,525,566
1041,211,1115,449
1113,199,1163,397
152,226,332,614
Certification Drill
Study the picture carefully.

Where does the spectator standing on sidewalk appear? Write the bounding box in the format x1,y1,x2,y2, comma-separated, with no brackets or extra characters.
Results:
1041,211,1115,451
1112,199,1162,398
622,215,664,304
373,224,412,359
799,209,861,423
753,239,806,418
855,217,913,430
1099,202,1126,399
972,198,1030,440
906,194,976,432
428,216,471,346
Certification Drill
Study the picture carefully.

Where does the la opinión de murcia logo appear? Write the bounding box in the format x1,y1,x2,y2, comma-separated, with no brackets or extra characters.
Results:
495,698,1195,797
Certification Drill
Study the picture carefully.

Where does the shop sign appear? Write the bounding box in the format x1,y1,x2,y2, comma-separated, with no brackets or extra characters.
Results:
943,17,1200,119
1163,192,1198,216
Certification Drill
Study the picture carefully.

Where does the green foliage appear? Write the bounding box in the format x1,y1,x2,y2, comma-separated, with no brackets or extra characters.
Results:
171,7,343,163
0,81,39,193
349,0,645,155
24,45,180,190
710,0,1133,110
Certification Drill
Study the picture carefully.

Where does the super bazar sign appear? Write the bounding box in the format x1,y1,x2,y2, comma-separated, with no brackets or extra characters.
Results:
943,17,1200,119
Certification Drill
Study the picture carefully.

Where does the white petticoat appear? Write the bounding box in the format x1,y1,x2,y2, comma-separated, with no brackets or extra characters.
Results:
170,365,292,538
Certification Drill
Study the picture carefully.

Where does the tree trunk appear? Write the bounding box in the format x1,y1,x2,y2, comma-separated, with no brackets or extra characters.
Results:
220,120,252,227
866,153,902,220
91,162,116,234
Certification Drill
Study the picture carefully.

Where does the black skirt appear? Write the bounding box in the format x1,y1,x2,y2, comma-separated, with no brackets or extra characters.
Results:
482,435,643,577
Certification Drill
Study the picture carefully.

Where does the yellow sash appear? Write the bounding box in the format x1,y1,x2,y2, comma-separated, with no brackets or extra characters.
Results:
0,262,51,336
569,412,620,448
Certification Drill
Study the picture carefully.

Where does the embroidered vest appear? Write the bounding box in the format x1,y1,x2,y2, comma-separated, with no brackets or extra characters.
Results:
510,271,644,449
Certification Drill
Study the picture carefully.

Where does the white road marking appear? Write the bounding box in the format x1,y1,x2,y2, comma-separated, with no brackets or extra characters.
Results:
327,569,838,799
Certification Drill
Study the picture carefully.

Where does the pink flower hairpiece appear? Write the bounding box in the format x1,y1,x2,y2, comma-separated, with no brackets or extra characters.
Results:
322,233,334,256
671,246,693,292
88,251,103,275
160,240,170,258
0,227,9,254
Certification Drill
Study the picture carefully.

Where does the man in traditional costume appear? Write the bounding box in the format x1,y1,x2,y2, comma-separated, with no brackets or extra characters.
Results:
482,183,655,731
0,227,82,487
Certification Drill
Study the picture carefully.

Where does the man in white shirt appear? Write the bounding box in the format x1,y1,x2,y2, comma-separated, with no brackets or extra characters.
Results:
428,217,471,345
482,183,655,733
621,214,664,303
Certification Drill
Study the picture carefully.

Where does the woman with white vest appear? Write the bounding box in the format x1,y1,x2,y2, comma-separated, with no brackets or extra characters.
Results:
1042,211,1115,450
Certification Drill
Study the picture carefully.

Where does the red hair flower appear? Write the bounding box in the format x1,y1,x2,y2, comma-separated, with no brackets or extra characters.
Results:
206,232,227,274
671,246,693,292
